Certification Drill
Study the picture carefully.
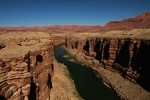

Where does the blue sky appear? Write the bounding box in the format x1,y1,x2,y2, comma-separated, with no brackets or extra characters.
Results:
0,0,150,26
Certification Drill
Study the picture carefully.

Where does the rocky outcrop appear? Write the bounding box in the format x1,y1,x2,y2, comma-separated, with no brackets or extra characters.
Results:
103,12,150,31
0,43,54,100
65,37,150,92
28,43,54,100
0,32,54,100
53,36,65,45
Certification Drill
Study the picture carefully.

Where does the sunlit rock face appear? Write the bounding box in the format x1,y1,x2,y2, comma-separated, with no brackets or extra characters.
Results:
29,43,54,100
65,37,150,91
103,12,150,31
0,32,54,100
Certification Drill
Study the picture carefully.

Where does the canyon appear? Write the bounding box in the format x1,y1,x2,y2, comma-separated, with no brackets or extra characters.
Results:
0,12,150,100
0,31,81,100
0,32,54,100
65,29,150,99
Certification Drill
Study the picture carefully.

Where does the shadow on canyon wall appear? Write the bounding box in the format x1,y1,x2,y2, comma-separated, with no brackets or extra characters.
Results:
133,41,150,92
114,41,130,68
29,77,37,100
0,95,6,100
82,39,150,92
83,41,89,54
47,73,52,89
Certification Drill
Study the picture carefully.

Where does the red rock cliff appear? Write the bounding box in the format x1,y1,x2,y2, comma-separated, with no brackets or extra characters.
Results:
65,37,150,92
0,43,54,100
103,12,150,31
0,31,54,100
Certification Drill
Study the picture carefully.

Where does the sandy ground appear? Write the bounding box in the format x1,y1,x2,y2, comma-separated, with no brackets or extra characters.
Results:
0,31,52,59
94,66,150,100
69,29,150,40
50,60,82,100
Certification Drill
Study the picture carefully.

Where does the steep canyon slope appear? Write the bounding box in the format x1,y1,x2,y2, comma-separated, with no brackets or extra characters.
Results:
65,29,150,100
0,12,150,100
0,32,54,100
103,12,150,31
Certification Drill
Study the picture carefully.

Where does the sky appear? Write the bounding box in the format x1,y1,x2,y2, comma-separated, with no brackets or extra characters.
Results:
0,0,150,27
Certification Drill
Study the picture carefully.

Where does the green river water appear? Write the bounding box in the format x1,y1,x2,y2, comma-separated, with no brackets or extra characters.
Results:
54,47,119,100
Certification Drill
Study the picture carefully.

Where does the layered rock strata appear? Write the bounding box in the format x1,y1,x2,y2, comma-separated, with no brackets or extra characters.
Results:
0,32,54,100
103,12,150,31
65,37,150,92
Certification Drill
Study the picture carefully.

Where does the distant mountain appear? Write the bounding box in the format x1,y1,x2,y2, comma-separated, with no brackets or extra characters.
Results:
0,12,150,32
0,25,102,33
103,12,150,31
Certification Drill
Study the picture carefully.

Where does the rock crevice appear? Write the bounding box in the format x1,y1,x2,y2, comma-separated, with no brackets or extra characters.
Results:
0,32,54,100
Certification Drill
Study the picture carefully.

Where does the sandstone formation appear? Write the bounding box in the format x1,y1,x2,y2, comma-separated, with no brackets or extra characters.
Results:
65,36,150,91
0,32,54,100
52,34,66,45
103,12,150,31
65,29,150,100
0,12,150,100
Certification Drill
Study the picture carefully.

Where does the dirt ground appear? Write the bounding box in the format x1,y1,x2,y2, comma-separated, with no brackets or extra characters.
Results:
68,29,150,40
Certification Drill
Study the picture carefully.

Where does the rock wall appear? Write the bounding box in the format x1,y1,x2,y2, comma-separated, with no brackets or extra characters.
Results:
65,37,150,92
0,43,54,100
103,12,150,31
53,36,65,45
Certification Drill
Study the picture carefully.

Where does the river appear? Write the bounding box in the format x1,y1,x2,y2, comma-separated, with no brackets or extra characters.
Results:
54,47,119,100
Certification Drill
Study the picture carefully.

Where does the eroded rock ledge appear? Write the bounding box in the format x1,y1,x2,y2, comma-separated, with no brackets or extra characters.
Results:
65,37,150,99
0,32,54,100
